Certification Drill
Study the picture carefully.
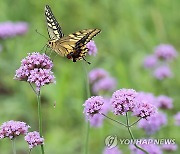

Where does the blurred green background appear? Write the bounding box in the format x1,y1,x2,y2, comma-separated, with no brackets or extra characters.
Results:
0,0,180,153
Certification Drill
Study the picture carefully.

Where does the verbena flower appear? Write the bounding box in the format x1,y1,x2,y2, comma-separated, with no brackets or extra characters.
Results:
174,112,180,126
132,97,157,119
88,98,111,127
0,21,28,39
25,131,44,149
153,65,173,80
130,143,162,154
92,77,116,94
83,96,104,118
0,120,30,139
162,144,178,152
157,95,173,109
89,68,109,84
138,112,167,135
111,89,137,115
143,55,157,68
103,147,122,154
86,40,97,56
14,52,55,92
155,44,177,61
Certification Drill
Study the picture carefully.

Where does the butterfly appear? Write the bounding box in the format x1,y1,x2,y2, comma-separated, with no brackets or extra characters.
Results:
45,5,101,63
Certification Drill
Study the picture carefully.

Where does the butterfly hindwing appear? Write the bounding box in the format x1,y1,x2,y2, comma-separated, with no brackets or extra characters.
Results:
45,5,64,40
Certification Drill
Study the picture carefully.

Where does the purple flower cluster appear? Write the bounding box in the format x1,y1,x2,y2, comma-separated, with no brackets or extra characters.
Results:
14,52,55,91
0,21,28,39
86,40,97,56
103,147,122,154
130,143,162,154
111,89,137,115
111,89,157,119
157,95,173,109
88,98,111,127
153,65,172,80
174,112,180,126
138,112,167,135
24,131,44,149
161,144,178,152
89,68,116,95
0,120,30,139
83,96,104,118
155,44,177,61
143,55,157,68
143,44,177,80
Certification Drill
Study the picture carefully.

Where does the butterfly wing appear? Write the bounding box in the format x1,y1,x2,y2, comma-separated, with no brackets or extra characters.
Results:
45,5,64,40
55,29,101,60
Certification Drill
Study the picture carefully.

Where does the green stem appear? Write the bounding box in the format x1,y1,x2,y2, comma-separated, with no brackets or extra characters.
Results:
125,113,148,154
37,91,45,154
12,139,16,154
101,113,127,127
82,62,90,154
129,118,142,127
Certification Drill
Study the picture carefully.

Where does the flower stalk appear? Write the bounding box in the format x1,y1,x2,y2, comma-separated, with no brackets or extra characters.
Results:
12,139,16,154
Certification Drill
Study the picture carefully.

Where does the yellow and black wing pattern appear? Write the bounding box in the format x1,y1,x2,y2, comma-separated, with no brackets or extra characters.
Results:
45,5,64,40
56,28,101,62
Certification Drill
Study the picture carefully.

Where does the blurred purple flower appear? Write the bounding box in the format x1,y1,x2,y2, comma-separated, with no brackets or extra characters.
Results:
83,96,104,118
153,65,173,80
162,144,178,152
0,21,28,39
157,95,173,109
130,143,162,154
89,68,109,84
14,52,55,92
86,40,97,56
155,44,177,61
143,55,157,68
103,147,122,154
88,98,111,127
138,112,167,135
137,92,158,107
0,120,30,139
174,112,180,126
24,131,44,149
92,77,117,94
111,89,137,115
133,94,157,119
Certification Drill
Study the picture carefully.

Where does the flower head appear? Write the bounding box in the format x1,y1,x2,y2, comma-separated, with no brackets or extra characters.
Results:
103,147,122,154
143,55,157,68
25,131,44,149
0,21,28,39
111,89,137,115
92,77,116,94
153,65,173,80
14,52,55,91
138,112,167,135
87,98,111,127
155,44,177,61
0,120,30,139
89,68,109,84
162,144,178,152
86,40,97,56
130,143,162,154
157,95,173,109
83,96,104,118
174,112,180,126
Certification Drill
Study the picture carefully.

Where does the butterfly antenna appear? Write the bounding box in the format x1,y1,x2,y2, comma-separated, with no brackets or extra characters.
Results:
35,29,48,40
82,56,91,65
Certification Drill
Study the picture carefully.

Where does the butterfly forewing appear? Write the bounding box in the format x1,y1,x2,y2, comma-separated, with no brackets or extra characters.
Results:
45,5,64,39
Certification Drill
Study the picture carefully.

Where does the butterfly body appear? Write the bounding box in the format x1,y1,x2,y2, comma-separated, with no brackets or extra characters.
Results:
45,5,101,63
